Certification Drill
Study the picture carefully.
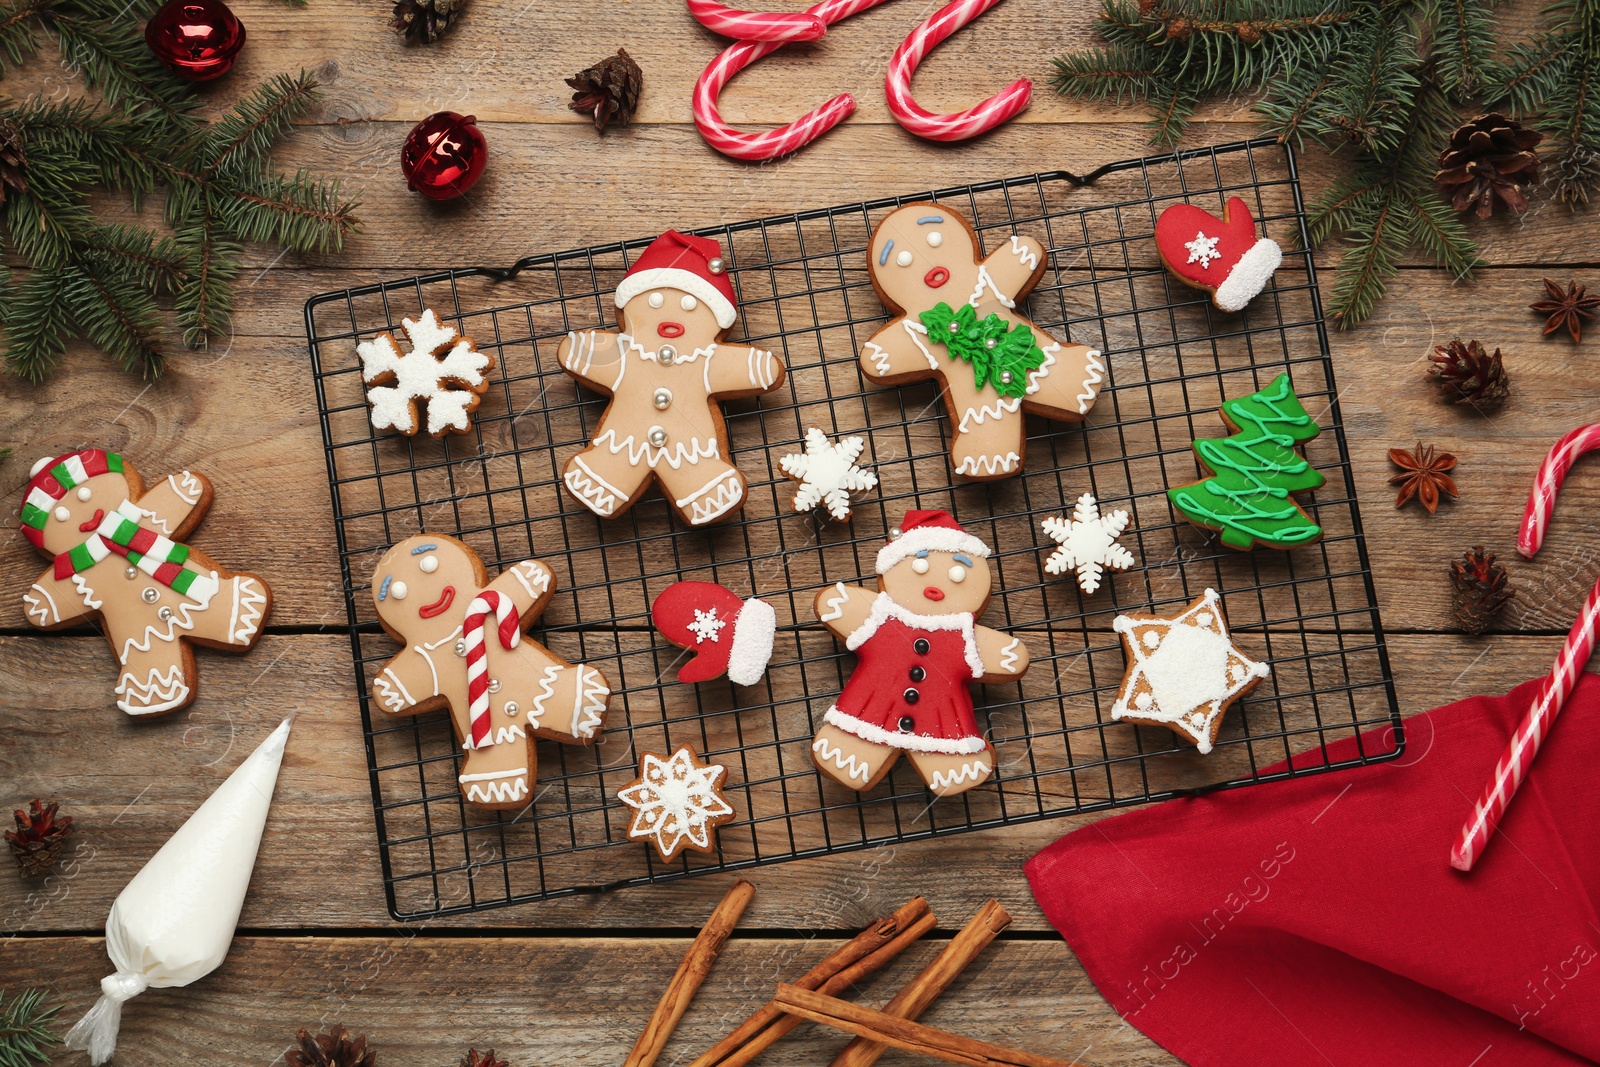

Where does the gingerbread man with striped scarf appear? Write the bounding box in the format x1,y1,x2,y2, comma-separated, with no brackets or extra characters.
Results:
20,449,272,716
369,534,612,810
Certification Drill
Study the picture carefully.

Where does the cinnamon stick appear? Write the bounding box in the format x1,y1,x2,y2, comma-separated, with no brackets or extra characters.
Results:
688,896,932,1067
773,984,1076,1067
624,879,758,1067
829,899,1012,1067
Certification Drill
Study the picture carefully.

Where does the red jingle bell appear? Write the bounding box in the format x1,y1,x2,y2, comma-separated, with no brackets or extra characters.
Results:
401,112,488,201
144,0,246,82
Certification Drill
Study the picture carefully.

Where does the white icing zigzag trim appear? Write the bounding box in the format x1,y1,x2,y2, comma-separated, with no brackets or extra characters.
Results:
824,705,989,755
958,396,1022,433
119,599,203,663
903,320,940,370
472,724,525,746
1008,235,1040,271
462,769,530,804
229,577,266,644
115,665,190,715
565,457,623,517
23,584,60,626
818,582,849,623
169,470,203,506
564,330,601,377
571,665,608,739
955,452,1021,477
999,638,1021,673
813,736,871,782
511,561,551,599
594,427,719,470
969,265,1016,309
529,665,560,730
1076,349,1105,414
71,574,102,610
928,758,990,791
375,667,415,713
137,504,173,535
747,347,778,390
1026,341,1057,396
865,341,893,376
684,470,744,525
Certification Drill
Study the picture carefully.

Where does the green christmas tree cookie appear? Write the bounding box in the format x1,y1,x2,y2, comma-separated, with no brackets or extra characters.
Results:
1167,373,1324,551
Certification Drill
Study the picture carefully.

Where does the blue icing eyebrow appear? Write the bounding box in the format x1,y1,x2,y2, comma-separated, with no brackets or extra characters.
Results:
917,215,944,224
954,553,974,566
410,543,437,554
879,239,894,265
915,549,929,558
378,575,393,600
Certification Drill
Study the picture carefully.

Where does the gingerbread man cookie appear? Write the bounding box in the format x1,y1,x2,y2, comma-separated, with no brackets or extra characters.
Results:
370,534,612,810
19,450,272,716
861,204,1105,480
810,510,1030,797
558,230,786,526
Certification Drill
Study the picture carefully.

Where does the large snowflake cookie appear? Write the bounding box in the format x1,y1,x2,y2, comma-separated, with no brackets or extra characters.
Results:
1110,588,1270,754
1040,493,1135,594
810,510,1030,798
1154,197,1282,313
618,745,736,861
558,230,786,526
779,427,878,522
651,581,777,686
19,449,272,716
357,308,495,437
370,533,612,810
861,203,1105,480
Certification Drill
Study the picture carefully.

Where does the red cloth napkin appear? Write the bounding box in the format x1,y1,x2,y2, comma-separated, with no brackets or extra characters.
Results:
1025,672,1600,1066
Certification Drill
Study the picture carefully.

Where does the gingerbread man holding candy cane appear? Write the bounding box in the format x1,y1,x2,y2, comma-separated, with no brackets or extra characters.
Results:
558,231,786,526
862,203,1105,480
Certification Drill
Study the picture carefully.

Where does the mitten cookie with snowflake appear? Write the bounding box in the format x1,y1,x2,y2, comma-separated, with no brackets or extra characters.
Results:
357,309,495,437
1155,198,1282,312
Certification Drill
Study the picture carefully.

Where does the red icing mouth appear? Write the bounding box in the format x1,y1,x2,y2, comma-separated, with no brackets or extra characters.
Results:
658,321,685,338
923,586,945,602
78,508,104,532
419,585,455,618
924,267,950,288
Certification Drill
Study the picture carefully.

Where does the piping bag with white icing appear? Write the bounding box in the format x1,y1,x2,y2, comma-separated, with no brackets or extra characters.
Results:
65,718,291,1065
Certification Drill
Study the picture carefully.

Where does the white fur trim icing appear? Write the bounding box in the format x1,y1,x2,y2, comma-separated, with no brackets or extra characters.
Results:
876,525,990,574
727,597,776,686
845,593,983,679
823,706,989,755
1213,238,1282,312
615,267,737,329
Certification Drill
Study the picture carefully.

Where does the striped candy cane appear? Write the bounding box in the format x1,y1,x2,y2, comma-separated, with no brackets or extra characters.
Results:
687,0,827,41
462,590,521,750
692,0,893,161
884,0,1032,142
1452,427,1600,871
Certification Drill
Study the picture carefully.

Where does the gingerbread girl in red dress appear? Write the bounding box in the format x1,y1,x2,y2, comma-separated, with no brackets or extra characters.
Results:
809,510,1031,797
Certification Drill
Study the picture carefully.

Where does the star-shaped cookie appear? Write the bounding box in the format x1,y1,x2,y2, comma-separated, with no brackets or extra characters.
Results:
1110,588,1269,754
617,745,736,861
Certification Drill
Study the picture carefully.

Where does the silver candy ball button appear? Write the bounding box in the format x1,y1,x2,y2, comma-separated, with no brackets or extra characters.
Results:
489,678,502,693
125,567,139,580
653,387,673,410
454,640,467,657
708,257,726,274
158,606,174,621
657,344,677,364
504,702,519,717
647,426,668,447
141,587,160,603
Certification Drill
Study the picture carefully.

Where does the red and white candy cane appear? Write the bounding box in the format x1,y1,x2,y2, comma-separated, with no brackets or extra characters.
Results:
687,0,827,41
693,0,891,161
462,590,521,750
1451,425,1600,871
885,0,1031,142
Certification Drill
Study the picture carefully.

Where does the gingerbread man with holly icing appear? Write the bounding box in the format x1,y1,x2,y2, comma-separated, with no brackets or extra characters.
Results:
558,230,786,526
863,203,1105,479
370,534,612,810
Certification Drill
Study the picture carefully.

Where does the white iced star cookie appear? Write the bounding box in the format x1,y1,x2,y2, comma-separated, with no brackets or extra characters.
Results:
779,427,879,522
1040,493,1135,594
617,745,736,860
1110,588,1269,754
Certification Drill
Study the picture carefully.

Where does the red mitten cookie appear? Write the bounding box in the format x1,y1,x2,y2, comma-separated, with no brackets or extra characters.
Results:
19,450,272,716
652,581,776,686
1155,197,1282,312
810,510,1030,797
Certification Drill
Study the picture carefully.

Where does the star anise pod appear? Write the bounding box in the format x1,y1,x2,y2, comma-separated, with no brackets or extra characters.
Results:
286,1026,376,1067
459,1051,509,1067
1450,547,1515,635
1435,113,1543,218
1530,279,1600,343
6,799,73,877
566,48,643,132
1388,443,1458,514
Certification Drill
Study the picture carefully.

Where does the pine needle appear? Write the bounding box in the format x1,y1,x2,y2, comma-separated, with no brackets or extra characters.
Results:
0,988,60,1067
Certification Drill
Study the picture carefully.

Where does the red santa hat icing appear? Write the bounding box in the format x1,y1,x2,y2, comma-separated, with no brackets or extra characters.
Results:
20,449,124,549
652,581,776,686
615,230,739,330
876,510,991,575
1155,197,1282,313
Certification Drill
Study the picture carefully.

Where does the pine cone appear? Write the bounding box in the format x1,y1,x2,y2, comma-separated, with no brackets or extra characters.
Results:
1450,546,1515,635
391,0,464,43
287,1026,376,1067
1428,339,1509,409
1435,113,1543,218
0,114,27,205
6,799,73,877
460,1051,509,1067
566,49,643,131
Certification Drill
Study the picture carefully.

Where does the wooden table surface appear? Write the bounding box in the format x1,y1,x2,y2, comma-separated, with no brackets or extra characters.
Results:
4,1,1600,1064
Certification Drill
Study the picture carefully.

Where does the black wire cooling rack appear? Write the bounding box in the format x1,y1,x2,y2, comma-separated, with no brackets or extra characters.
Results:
305,137,1402,920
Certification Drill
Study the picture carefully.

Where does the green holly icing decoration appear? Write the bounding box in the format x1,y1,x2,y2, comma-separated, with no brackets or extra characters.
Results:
918,301,1045,399
1167,373,1324,550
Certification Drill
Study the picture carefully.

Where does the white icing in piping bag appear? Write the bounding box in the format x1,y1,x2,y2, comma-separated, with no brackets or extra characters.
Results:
65,717,291,1065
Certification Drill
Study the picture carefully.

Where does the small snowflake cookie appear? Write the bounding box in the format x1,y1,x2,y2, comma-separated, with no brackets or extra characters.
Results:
1040,493,1135,594
1110,588,1270,754
1154,197,1282,313
651,581,777,686
779,427,879,522
618,745,736,861
357,308,495,437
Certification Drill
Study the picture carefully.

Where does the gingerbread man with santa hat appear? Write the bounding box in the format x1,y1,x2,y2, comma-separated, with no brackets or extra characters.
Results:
558,230,786,527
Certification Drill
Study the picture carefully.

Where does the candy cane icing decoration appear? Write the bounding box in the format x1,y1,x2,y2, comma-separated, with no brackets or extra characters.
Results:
693,0,892,161
884,0,1032,142
688,0,827,41
462,590,520,750
1452,427,1600,871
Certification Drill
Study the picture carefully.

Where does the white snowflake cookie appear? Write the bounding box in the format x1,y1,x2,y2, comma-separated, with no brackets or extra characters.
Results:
357,308,495,438
617,745,736,861
1040,493,1135,594
779,427,879,522
1110,588,1270,754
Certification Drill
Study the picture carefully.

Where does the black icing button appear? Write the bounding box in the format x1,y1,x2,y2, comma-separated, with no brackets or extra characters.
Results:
903,687,920,704
898,715,916,732
909,666,926,682
914,638,931,654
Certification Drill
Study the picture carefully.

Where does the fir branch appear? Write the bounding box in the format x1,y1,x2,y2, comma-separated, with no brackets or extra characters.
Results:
1,266,69,381
48,12,194,121
1050,42,1166,105
214,169,360,254
1487,0,1600,206
0,0,53,69
174,195,241,347
1424,0,1498,100
78,222,186,290
0,987,60,1067
61,256,166,375
205,71,321,177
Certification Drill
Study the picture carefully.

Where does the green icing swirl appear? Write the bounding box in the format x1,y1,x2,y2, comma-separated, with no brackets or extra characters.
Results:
918,301,1045,399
